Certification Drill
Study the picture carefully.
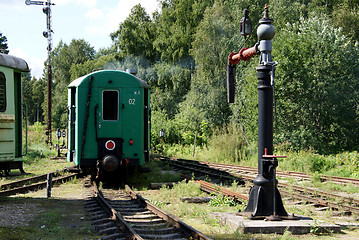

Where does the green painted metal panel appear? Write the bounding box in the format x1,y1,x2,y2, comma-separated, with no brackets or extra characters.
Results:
74,84,98,165
121,87,145,164
14,71,22,158
68,70,149,89
68,70,149,167
0,66,16,162
0,54,27,166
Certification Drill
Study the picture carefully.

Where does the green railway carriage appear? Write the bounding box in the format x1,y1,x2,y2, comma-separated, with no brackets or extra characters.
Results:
67,70,150,180
0,53,29,174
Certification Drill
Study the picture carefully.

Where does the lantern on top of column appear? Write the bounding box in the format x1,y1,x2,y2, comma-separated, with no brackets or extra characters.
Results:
239,7,252,37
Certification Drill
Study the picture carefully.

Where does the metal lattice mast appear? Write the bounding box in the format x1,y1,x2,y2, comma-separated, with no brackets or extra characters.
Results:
25,0,54,145
45,0,53,145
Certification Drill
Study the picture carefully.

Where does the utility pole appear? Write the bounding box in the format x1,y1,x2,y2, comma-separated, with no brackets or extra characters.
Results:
25,0,54,145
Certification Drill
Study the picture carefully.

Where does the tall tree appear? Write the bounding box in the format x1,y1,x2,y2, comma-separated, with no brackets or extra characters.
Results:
110,4,158,61
50,39,95,127
150,62,192,118
176,0,238,131
52,39,95,84
22,75,46,124
272,16,359,153
154,0,214,62
0,32,9,54
332,1,359,42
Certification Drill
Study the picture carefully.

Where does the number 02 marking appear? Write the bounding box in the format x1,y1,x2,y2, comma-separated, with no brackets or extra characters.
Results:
129,99,136,105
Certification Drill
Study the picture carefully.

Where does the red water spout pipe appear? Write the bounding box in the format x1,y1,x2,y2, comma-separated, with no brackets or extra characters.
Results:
228,46,258,65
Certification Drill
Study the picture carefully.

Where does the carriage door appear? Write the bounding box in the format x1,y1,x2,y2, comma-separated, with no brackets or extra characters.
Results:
98,89,121,138
96,89,123,160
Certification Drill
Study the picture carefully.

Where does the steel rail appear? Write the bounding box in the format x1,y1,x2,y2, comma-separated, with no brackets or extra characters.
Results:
163,157,359,186
0,173,79,196
161,157,243,184
125,185,211,240
93,182,143,240
280,182,359,207
196,161,359,208
197,159,359,185
194,180,249,201
0,168,70,190
93,182,212,240
161,157,359,214
280,189,359,215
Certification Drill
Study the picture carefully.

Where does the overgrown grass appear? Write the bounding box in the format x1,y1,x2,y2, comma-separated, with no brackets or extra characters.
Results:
164,124,257,166
162,124,359,179
142,180,241,237
276,150,359,178
0,196,98,239
0,124,73,184
128,160,182,189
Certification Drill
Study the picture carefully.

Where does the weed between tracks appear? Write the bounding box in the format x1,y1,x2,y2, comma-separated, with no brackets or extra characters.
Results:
128,160,182,188
1,123,358,239
0,124,97,239
0,179,99,240
134,160,359,240
0,125,74,185
139,180,237,236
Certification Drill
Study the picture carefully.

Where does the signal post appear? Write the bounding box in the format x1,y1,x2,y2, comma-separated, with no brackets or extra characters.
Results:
25,0,54,145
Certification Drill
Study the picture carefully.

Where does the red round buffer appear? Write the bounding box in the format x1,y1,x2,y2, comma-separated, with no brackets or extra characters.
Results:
105,140,115,150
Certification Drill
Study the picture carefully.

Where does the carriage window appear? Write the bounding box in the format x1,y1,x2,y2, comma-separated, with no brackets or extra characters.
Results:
0,72,6,112
102,90,119,121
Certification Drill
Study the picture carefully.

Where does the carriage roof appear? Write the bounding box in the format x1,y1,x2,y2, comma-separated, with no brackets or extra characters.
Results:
0,53,29,72
68,70,149,88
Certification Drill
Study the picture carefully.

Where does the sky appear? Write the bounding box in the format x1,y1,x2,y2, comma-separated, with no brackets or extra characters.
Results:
0,0,159,78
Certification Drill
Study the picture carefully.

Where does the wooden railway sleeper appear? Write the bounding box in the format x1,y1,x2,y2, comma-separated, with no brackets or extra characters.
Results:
164,158,359,213
91,182,211,240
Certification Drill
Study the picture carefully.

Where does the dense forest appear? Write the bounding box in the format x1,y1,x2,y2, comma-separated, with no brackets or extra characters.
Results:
3,0,359,156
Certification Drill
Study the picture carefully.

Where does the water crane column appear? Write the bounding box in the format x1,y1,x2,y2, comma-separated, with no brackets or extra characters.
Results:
227,5,293,220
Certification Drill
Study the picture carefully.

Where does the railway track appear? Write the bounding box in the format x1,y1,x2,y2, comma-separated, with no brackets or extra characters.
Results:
159,157,359,215
86,180,211,240
193,159,359,186
159,156,359,186
0,169,79,196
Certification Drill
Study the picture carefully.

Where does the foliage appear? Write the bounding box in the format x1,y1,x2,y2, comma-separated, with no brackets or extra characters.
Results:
208,194,238,207
151,108,211,148
0,32,9,54
50,39,96,128
52,39,95,84
273,16,359,154
204,124,251,163
22,74,46,124
154,0,214,62
21,0,359,156
274,147,359,179
127,160,181,188
270,0,309,32
149,61,192,118
175,0,238,133
110,4,158,61
332,2,359,42
69,54,116,80
172,179,203,197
